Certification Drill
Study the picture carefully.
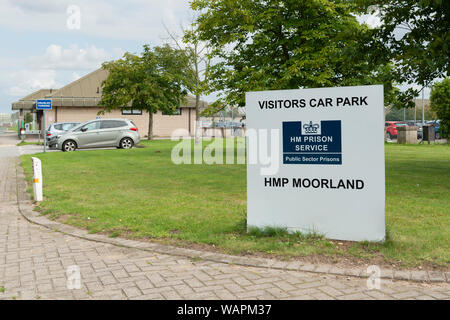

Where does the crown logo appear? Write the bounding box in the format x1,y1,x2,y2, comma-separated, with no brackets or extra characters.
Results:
303,121,320,134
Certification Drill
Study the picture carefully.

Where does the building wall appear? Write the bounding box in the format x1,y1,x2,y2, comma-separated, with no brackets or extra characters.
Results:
47,107,196,138
153,108,195,137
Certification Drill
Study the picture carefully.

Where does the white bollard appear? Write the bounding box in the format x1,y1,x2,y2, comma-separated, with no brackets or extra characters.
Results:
31,157,43,202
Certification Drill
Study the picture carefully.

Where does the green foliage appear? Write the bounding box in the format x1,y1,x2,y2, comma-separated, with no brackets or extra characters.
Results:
362,63,414,109
430,78,450,137
190,0,396,107
247,226,289,238
356,0,449,87
24,112,33,124
99,44,192,137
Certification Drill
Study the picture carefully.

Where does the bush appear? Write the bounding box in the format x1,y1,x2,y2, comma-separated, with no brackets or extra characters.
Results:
430,78,450,138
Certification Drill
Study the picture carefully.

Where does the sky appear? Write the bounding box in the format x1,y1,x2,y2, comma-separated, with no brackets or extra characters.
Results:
0,0,194,113
0,1,431,114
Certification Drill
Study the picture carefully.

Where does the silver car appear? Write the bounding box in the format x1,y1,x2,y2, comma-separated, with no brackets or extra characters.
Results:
56,119,141,152
47,122,80,147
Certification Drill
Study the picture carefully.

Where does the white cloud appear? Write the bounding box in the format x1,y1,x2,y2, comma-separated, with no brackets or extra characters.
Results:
7,0,65,13
28,44,111,70
0,0,192,42
4,69,57,97
0,43,122,101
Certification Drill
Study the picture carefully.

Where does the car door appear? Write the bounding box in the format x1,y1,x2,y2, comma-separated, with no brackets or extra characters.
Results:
97,120,126,147
75,121,101,148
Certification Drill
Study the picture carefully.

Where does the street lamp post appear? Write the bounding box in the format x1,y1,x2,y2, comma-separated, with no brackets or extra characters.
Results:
422,87,425,125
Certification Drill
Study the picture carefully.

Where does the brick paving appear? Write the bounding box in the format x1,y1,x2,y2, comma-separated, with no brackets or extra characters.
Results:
0,138,449,300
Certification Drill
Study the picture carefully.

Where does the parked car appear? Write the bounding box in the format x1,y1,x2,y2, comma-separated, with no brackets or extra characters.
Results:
385,121,406,140
427,120,442,139
415,123,424,139
405,121,423,139
55,119,140,152
47,122,80,147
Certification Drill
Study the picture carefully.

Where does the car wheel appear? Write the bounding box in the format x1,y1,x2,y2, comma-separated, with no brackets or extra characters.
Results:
62,140,77,152
386,132,392,140
436,132,440,139
120,137,134,149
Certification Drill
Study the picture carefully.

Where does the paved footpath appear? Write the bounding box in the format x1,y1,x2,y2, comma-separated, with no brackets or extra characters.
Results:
0,133,449,300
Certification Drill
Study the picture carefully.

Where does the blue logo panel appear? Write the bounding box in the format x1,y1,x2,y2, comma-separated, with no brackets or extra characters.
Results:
283,120,342,165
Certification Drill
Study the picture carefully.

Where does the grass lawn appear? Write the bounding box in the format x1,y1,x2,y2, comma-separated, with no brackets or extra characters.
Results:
17,141,44,146
20,140,449,268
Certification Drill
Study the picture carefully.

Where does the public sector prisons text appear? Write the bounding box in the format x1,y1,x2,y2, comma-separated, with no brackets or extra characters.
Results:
258,96,368,109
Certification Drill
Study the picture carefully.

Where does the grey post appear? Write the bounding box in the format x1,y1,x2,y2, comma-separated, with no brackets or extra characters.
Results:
421,87,425,125
43,110,46,153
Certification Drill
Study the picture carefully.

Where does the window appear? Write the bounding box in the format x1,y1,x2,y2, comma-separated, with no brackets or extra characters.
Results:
100,120,127,129
54,123,77,131
162,108,181,115
121,108,142,115
77,121,100,132
60,123,78,131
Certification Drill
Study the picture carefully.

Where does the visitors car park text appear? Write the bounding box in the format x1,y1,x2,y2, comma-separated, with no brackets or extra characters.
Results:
258,96,369,109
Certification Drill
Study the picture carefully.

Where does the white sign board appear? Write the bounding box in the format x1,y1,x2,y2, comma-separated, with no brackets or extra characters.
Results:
246,85,385,242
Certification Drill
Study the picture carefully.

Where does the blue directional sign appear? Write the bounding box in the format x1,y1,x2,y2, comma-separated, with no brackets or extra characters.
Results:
36,99,52,110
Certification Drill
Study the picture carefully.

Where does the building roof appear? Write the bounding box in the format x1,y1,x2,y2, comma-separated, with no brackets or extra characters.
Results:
12,67,207,110
47,68,107,99
11,89,57,110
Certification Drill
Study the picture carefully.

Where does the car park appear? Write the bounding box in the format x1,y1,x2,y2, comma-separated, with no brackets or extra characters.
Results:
56,119,140,152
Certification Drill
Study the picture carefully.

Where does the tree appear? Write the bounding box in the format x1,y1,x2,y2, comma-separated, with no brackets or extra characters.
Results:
190,0,392,107
430,78,450,137
99,45,192,139
163,20,211,143
24,112,33,124
356,0,449,87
